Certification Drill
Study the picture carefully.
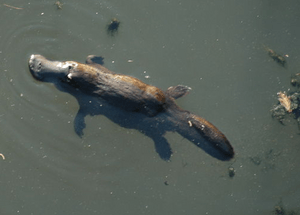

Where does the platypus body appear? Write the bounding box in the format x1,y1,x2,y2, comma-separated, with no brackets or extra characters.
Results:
28,54,234,161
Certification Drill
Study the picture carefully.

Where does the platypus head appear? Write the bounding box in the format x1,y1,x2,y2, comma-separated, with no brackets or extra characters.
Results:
29,54,101,94
29,54,78,82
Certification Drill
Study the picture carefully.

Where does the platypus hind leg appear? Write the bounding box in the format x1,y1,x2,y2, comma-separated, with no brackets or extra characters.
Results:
166,85,191,99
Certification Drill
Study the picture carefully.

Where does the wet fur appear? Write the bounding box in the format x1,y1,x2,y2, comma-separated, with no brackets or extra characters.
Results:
29,55,234,161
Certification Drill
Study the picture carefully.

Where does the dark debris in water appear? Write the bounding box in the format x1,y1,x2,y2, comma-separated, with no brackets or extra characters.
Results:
107,18,120,36
54,1,63,10
272,199,298,215
291,73,300,88
264,45,287,67
228,167,235,178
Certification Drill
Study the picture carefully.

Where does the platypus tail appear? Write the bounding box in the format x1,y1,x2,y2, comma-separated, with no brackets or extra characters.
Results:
164,86,234,160
187,113,234,160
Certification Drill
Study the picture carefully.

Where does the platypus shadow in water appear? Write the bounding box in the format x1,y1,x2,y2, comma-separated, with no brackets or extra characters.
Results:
28,54,234,161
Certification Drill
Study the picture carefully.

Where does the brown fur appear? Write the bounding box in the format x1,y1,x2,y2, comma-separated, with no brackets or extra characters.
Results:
113,75,166,103
28,54,234,161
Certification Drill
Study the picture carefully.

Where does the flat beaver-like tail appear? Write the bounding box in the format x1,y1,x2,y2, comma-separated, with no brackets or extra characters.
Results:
188,114,234,160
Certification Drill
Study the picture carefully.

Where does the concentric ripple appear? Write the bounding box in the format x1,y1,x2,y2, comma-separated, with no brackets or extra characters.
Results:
0,0,123,185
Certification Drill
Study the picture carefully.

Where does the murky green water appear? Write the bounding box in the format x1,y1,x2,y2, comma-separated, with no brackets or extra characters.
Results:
0,0,299,214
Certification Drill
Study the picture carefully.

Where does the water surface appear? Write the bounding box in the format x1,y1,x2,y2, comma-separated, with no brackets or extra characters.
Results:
0,0,300,214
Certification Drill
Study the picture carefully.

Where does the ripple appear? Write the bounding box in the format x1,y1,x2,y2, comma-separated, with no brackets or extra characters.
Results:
0,0,122,174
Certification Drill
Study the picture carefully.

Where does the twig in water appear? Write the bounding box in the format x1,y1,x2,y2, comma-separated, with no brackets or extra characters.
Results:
3,4,23,10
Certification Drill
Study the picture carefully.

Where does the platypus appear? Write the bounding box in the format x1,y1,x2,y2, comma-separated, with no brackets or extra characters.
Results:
28,54,234,161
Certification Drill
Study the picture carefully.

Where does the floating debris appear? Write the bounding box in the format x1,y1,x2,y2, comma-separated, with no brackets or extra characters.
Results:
228,167,235,178
271,91,300,127
263,45,287,67
291,74,300,88
0,153,5,160
272,199,298,215
54,1,63,9
3,3,23,9
274,205,285,215
107,18,120,36
277,92,292,113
